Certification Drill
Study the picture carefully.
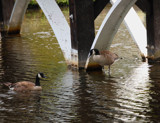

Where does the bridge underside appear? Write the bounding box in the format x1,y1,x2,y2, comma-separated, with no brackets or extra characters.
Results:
0,0,160,70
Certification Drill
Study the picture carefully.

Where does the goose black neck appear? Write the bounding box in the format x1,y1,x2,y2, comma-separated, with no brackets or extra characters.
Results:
94,49,100,55
35,75,40,86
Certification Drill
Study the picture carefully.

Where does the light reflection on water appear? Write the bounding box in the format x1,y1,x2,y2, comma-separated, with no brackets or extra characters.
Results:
0,6,160,123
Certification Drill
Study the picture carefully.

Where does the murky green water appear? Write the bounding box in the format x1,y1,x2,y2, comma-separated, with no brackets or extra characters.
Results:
0,6,160,123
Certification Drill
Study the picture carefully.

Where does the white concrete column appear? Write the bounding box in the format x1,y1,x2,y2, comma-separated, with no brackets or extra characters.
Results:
36,0,71,64
85,0,139,69
8,0,30,33
111,0,147,58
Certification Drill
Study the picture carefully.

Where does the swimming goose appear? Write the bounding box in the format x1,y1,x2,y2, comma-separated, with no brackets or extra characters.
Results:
89,49,119,76
3,73,46,92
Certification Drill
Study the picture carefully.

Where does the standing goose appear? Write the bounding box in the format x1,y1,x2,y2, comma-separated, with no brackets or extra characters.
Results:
89,49,119,76
3,73,46,92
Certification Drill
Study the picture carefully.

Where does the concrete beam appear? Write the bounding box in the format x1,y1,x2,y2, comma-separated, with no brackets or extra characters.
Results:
8,0,30,34
36,0,71,64
86,0,139,69
111,0,147,60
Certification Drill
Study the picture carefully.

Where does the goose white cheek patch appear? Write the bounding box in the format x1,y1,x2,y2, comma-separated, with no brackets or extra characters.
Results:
38,73,42,79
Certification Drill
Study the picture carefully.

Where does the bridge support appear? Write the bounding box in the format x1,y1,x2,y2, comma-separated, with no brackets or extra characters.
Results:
147,0,160,62
136,0,160,62
85,0,140,70
0,0,14,35
69,0,95,69
36,0,71,64
111,0,147,61
8,0,30,34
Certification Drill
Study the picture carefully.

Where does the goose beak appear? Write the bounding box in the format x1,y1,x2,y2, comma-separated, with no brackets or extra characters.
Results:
43,75,47,78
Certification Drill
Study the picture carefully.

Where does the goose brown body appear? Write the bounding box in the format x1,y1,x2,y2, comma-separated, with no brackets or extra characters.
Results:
89,49,119,76
10,81,42,91
3,73,45,92
93,50,118,66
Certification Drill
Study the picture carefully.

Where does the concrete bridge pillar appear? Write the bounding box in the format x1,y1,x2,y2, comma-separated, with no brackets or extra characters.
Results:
137,0,160,62
0,0,14,34
147,0,160,62
8,0,30,34
85,0,142,70
36,0,71,64
69,0,95,69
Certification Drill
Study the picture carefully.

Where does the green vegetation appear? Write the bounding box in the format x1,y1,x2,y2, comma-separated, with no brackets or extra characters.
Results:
56,0,69,6
28,0,39,9
29,0,69,8
28,0,98,8
30,0,37,5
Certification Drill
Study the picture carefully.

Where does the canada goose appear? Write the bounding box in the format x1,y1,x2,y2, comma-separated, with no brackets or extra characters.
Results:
89,49,119,76
3,73,46,92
